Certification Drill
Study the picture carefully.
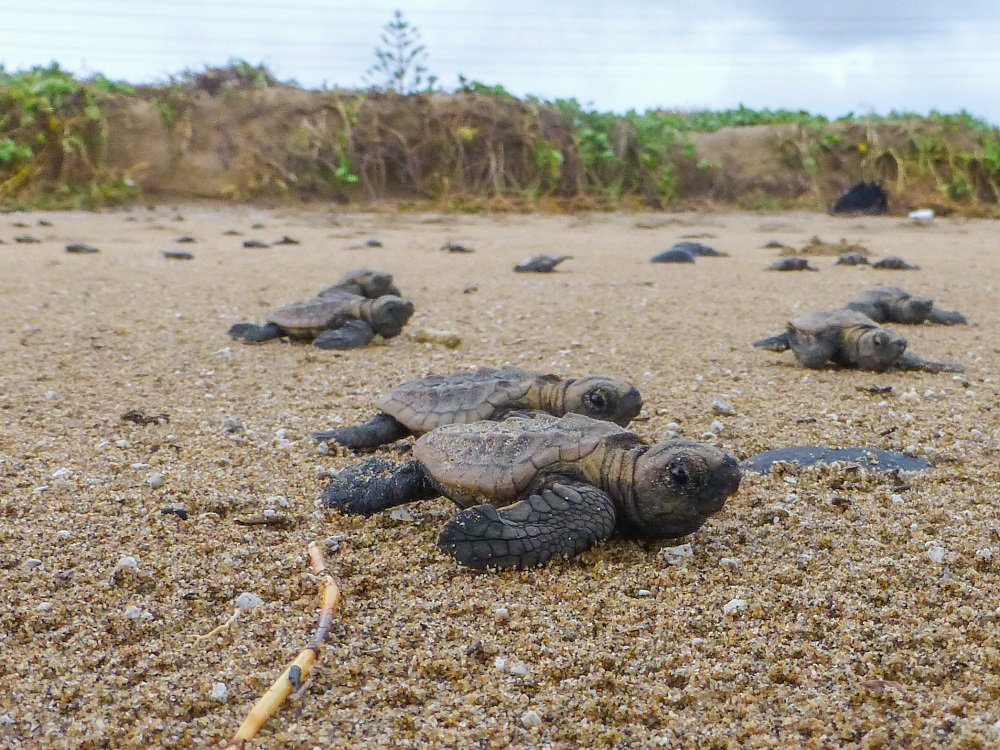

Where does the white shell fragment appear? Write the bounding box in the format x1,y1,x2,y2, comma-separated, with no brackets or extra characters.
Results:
659,543,693,565
235,592,264,610
723,598,748,615
522,710,543,728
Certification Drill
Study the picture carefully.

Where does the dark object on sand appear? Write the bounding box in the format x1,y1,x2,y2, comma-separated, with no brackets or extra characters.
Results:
768,257,818,272
242,239,270,248
15,235,40,244
163,250,194,260
650,247,696,264
835,252,870,266
66,243,99,254
743,446,930,474
175,235,196,243
514,254,572,273
846,287,967,325
832,181,889,215
272,235,300,245
322,412,741,570
872,255,920,271
442,242,474,253
672,241,728,257
365,239,383,248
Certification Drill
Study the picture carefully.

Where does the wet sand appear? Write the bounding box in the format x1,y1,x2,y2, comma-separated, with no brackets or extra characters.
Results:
1,205,998,748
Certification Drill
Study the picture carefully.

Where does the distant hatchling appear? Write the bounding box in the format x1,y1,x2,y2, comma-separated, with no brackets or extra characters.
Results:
669,241,729,257
514,254,572,272
872,255,920,270
228,268,412,350
846,286,967,325
767,257,818,272
753,308,964,372
649,247,696,263
313,366,643,448
322,412,741,569
835,251,869,266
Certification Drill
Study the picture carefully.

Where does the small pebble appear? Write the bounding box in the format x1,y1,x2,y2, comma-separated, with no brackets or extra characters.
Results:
635,589,652,597
890,494,904,505
712,399,736,416
211,683,229,703
494,657,506,670
324,536,341,553
0,715,13,726
390,507,416,522
723,598,747,615
115,439,131,448
660,543,693,565
710,419,725,434
146,473,165,489
719,557,740,568
51,467,71,479
57,530,71,541
522,710,543,728
25,558,42,570
510,663,529,677
494,607,510,622
235,592,264,610
37,602,52,612
926,544,946,564
124,605,142,620
116,556,138,571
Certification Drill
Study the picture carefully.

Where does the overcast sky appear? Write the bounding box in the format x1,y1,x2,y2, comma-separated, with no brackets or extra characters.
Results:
4,1,999,123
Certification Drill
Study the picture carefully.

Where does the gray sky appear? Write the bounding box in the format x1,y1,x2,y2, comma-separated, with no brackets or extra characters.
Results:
4,1,999,123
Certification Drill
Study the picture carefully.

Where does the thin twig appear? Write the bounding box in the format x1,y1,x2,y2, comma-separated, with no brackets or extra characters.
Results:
193,608,240,644
222,542,341,749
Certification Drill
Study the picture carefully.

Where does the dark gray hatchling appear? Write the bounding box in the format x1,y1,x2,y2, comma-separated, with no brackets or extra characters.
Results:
228,288,413,350
835,251,869,266
669,241,729,257
753,308,964,372
768,257,819,272
846,286,967,325
322,412,741,569
872,255,920,270
650,247,696,263
514,255,572,273
313,366,643,448
317,267,401,299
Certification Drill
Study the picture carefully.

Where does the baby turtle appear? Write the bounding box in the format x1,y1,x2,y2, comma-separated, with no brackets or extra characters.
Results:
66,243,99,254
753,308,964,372
442,242,474,253
514,255,572,273
272,235,300,245
650,247,696,263
313,366,643,448
228,289,414,349
242,239,270,248
322,412,741,569
768,257,819,272
318,267,401,299
743,446,930,474
670,241,728,257
846,287,967,325
835,251,869,266
873,255,920,270
162,250,194,260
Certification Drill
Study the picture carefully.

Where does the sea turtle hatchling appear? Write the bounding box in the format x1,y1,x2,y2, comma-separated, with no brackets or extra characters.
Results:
514,255,572,273
228,288,414,350
317,267,402,299
321,412,741,569
872,255,920,270
846,286,967,325
667,241,729,257
753,308,964,372
835,251,869,266
767,257,819,272
313,366,643,448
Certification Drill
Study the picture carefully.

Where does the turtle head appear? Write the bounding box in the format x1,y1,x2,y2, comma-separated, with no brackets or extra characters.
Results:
564,375,643,426
626,440,741,539
857,327,907,370
368,295,415,338
897,294,934,324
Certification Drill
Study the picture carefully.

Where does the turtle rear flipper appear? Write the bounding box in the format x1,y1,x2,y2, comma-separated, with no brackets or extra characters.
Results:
228,322,285,343
752,332,791,352
314,412,411,449
926,308,968,325
322,457,437,515
895,351,965,373
313,320,376,349
438,481,616,570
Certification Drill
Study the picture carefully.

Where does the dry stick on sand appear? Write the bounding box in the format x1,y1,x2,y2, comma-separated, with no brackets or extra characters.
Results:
223,542,342,749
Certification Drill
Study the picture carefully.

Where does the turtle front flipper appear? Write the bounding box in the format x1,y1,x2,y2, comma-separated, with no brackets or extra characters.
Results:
228,322,286,343
313,412,411,449
752,332,791,352
438,481,616,570
925,308,968,325
895,351,966,373
312,320,376,350
321,456,437,515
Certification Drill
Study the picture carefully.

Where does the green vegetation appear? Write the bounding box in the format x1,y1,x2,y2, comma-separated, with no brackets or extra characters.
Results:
0,63,137,208
0,61,999,213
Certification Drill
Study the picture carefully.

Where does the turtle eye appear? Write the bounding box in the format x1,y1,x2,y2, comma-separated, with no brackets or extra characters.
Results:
670,466,690,485
587,389,609,412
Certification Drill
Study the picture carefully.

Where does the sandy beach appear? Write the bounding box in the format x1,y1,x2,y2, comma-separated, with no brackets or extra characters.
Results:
1,205,998,748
